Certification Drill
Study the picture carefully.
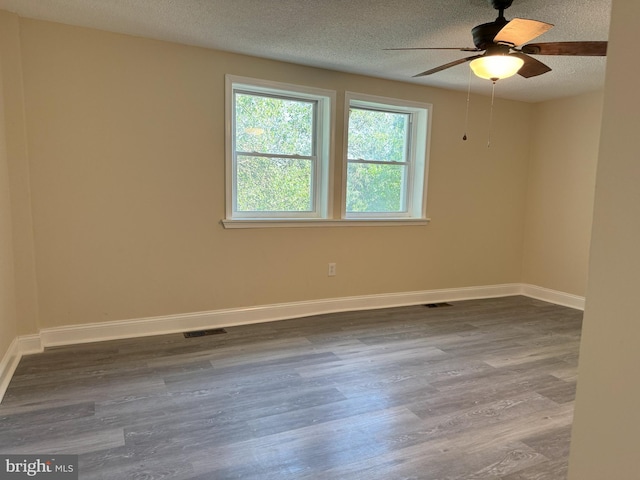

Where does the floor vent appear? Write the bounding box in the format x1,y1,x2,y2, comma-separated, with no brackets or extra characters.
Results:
425,302,453,308
183,328,227,338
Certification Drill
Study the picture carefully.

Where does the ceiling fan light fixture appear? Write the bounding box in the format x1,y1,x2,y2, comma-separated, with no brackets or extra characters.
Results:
470,54,524,81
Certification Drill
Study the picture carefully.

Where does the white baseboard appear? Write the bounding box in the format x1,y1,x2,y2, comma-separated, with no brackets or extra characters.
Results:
519,284,585,310
0,282,585,403
0,334,42,403
39,283,521,348
0,338,20,404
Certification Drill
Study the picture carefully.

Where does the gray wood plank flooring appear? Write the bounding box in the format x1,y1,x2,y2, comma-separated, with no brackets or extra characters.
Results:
0,296,582,479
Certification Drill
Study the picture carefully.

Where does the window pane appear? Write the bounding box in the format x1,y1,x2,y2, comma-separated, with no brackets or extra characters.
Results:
346,162,406,213
235,93,314,156
348,108,408,162
236,155,313,212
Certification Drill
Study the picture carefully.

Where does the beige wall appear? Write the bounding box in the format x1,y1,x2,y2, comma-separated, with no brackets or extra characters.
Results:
568,0,640,477
16,18,532,329
0,114,16,361
0,96,17,360
0,12,39,339
0,16,18,357
522,91,602,296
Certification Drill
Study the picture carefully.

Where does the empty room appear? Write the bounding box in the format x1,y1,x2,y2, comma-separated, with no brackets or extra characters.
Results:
1,0,638,479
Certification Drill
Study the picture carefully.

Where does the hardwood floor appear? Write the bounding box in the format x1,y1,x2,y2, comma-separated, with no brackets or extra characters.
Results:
0,296,582,479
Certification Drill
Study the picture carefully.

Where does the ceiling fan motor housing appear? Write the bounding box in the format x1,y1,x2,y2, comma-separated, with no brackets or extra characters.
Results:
472,20,509,50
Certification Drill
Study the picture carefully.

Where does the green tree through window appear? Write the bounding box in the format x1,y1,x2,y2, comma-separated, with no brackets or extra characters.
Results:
346,107,409,213
234,93,316,212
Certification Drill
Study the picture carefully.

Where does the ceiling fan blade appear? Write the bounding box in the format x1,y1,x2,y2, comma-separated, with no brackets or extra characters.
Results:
494,18,554,46
521,41,607,56
510,53,552,78
384,47,481,52
413,54,483,77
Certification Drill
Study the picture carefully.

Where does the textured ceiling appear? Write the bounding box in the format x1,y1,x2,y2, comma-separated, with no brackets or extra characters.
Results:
0,0,611,102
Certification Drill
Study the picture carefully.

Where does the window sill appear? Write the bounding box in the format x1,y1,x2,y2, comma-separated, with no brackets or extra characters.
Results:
221,218,431,229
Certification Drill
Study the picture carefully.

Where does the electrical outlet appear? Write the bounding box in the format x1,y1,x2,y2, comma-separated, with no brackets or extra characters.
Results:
328,263,336,276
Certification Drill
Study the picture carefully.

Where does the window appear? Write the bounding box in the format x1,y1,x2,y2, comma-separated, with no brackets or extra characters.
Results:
224,79,430,228
343,92,431,219
225,75,335,221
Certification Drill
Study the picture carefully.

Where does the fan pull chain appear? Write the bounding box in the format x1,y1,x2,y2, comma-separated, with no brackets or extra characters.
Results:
463,67,472,141
487,80,496,148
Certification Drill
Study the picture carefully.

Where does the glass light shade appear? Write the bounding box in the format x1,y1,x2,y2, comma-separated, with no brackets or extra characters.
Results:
470,55,525,80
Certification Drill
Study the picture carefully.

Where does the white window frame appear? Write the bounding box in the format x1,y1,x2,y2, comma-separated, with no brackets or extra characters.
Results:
342,92,431,220
224,75,335,221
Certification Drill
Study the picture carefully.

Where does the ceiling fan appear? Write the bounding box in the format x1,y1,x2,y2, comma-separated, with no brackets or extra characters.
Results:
389,0,607,81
